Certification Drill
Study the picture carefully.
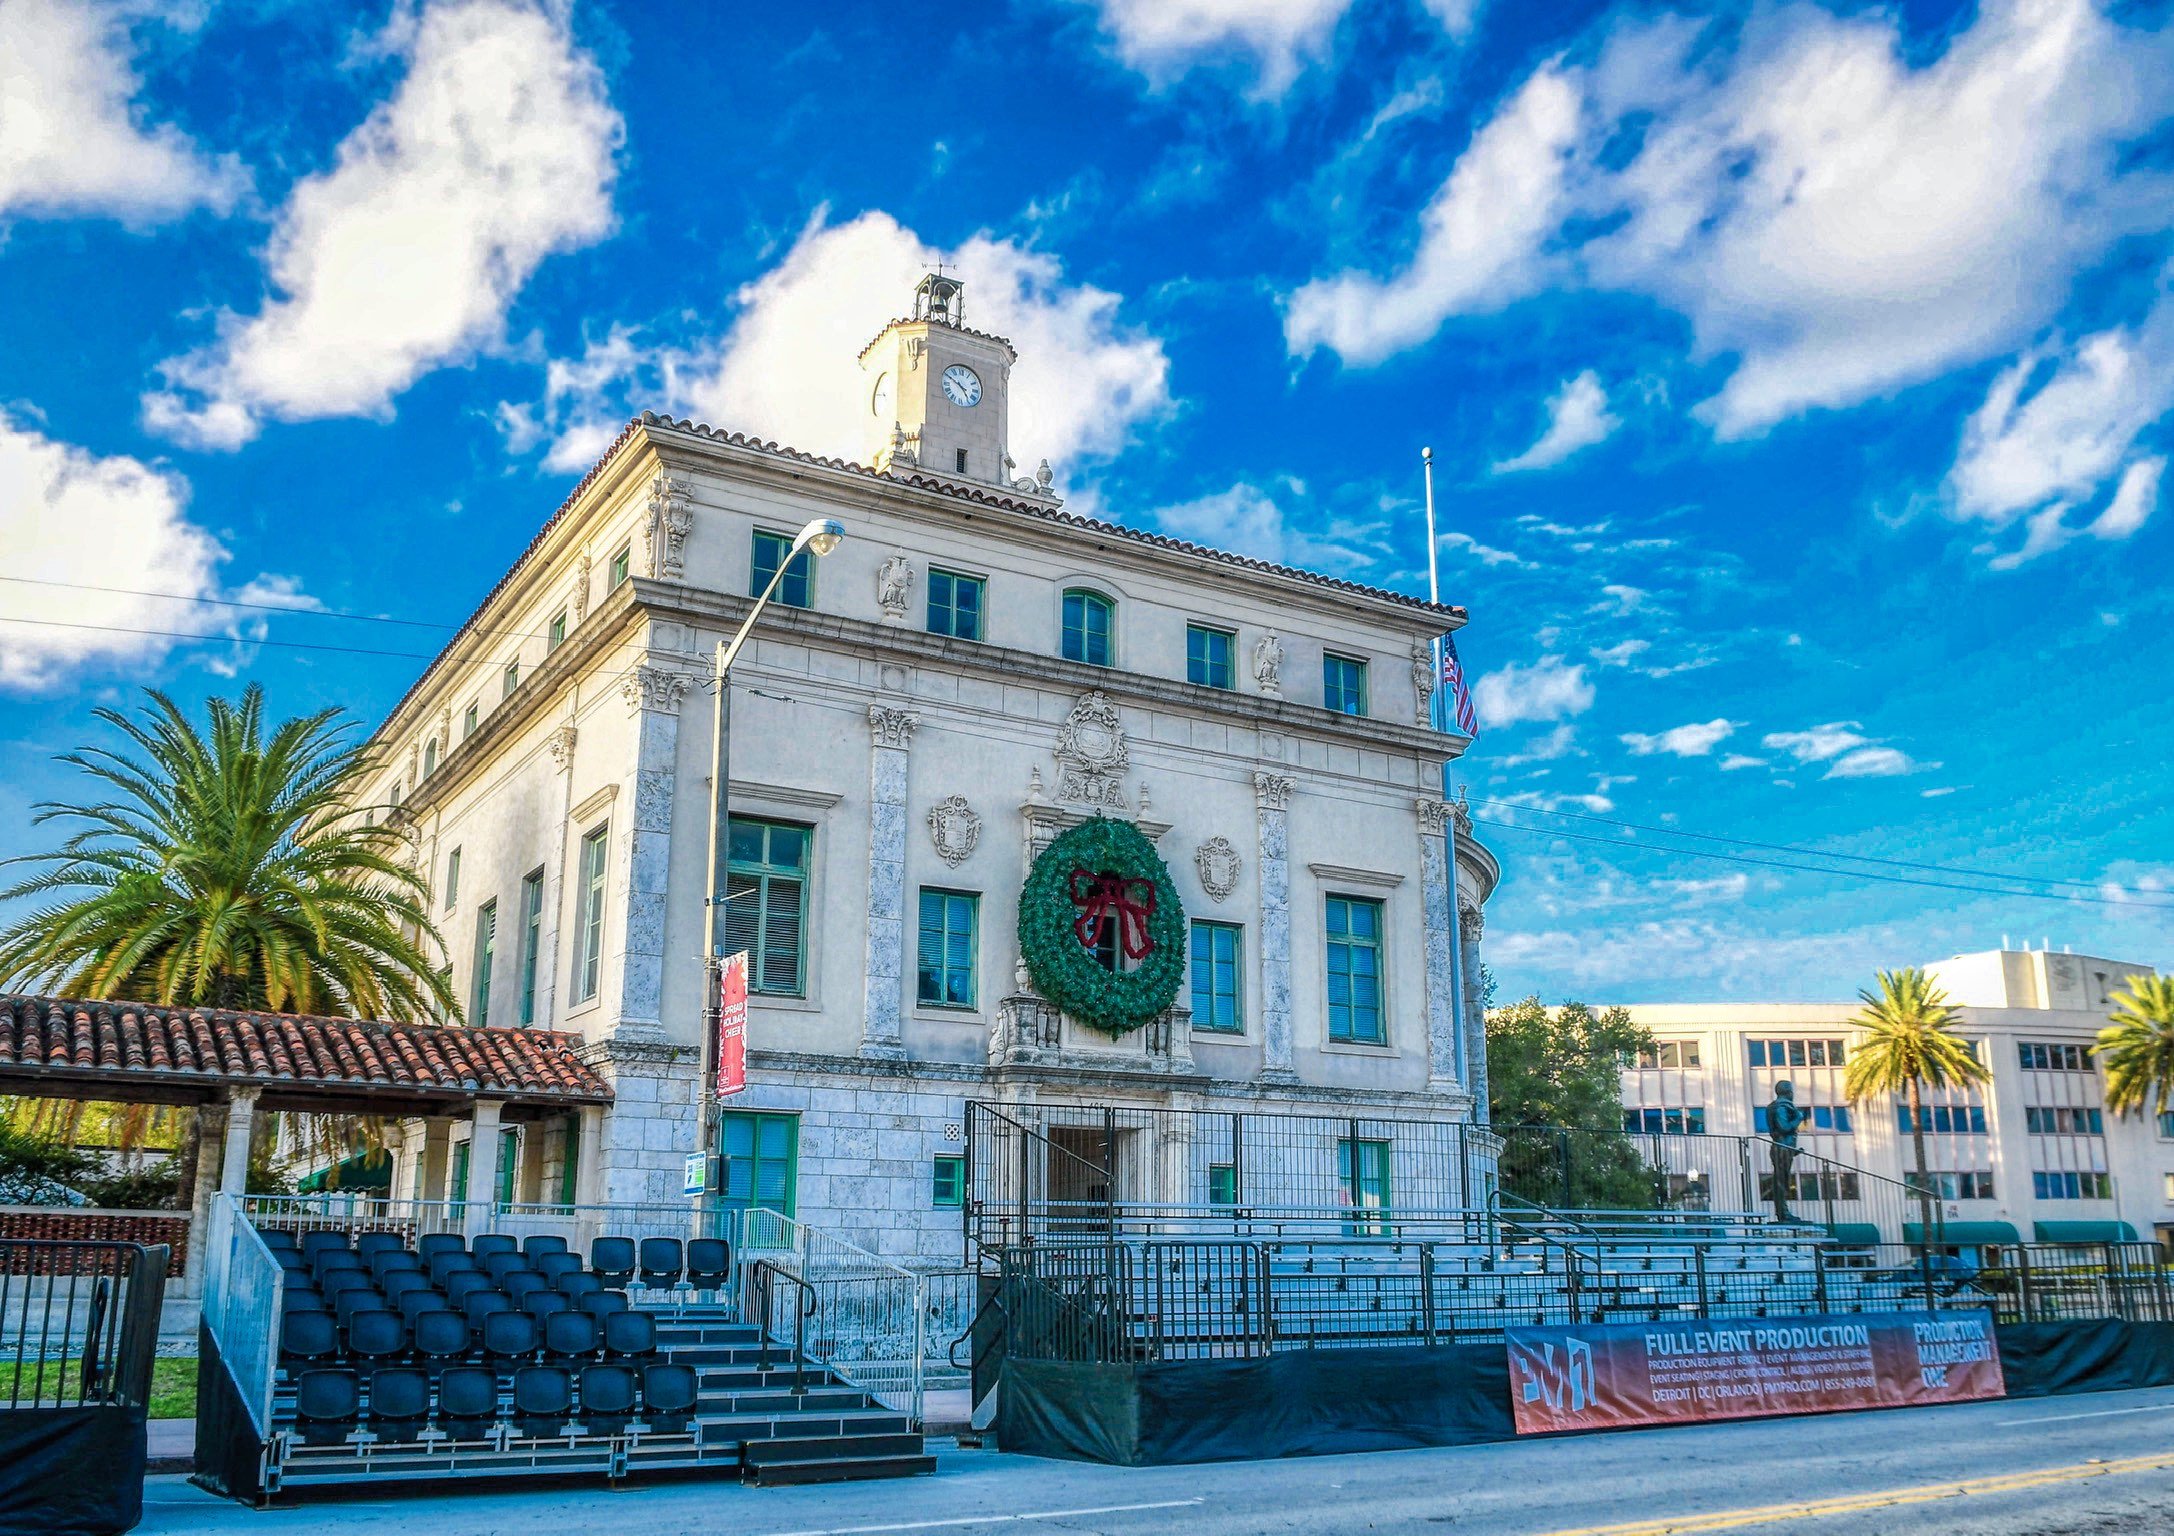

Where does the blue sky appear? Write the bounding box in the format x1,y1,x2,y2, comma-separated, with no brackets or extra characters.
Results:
3,0,2171,1005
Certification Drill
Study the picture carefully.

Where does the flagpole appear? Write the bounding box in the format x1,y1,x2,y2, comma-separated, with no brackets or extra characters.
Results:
1422,445,1440,607
1422,445,1476,1119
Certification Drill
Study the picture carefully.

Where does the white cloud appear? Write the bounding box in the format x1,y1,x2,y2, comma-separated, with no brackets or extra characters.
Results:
1590,638,1650,667
1620,718,1735,758
1145,482,1382,572
1287,1,2174,436
1284,66,1581,362
0,412,229,689
1439,530,1528,567
1492,369,1620,473
1493,722,1579,768
505,210,1171,479
1824,746,1923,780
1717,754,1767,772
2093,456,2164,542
144,0,622,448
0,0,244,223
1473,655,1594,729
1077,0,1485,97
1761,722,1870,764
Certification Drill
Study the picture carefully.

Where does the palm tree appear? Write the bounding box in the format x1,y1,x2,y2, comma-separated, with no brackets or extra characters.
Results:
2094,974,2174,1120
0,686,459,1203
1843,967,1989,1242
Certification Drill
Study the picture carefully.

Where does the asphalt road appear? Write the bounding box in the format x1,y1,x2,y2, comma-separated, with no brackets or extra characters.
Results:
140,1385,2174,1535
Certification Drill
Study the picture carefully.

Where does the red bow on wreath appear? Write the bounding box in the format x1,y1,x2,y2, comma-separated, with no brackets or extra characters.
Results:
1069,868,1158,961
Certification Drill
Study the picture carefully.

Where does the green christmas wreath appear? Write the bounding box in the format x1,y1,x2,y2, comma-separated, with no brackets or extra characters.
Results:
1018,817,1187,1036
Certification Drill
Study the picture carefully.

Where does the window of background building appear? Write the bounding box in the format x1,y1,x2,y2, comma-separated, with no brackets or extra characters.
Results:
1189,920,1243,1033
2026,1107,2106,1135
1927,1171,1996,1200
517,869,545,1025
1624,1107,1708,1134
1061,589,1113,666
718,1112,796,1216
2019,1041,2092,1071
471,899,496,1027
725,818,810,996
931,1155,964,1208
572,825,609,1003
1323,653,1368,716
1186,624,1235,689
1325,896,1385,1044
503,661,519,699
443,847,461,911
927,569,985,640
2164,1172,2174,1202
609,545,631,590
2160,1112,2174,1139
1633,1041,1702,1069
1900,1103,1988,1134
2033,1170,2113,1199
462,703,478,739
751,529,814,608
548,611,568,651
1747,1039,1848,1068
916,889,979,1009
423,738,439,778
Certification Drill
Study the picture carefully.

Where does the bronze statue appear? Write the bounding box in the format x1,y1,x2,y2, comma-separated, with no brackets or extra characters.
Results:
1764,1080,1809,1221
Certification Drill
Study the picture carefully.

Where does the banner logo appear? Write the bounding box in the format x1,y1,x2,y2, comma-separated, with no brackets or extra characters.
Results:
716,951,748,1098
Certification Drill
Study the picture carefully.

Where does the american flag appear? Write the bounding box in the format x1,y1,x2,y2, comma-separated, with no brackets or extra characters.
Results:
1433,633,1479,737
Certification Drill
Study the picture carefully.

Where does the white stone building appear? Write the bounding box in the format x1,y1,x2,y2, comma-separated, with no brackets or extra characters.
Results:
1618,946,2170,1252
369,276,1499,1261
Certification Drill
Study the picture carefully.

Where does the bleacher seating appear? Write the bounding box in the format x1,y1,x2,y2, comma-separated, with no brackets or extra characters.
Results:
250,1222,934,1495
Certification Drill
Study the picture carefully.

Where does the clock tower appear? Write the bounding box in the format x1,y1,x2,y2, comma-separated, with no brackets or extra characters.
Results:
859,273,1054,499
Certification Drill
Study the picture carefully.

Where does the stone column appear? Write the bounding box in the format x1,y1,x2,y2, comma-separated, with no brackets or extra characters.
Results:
1460,900,1489,1118
861,705,919,1060
575,1105,606,1207
1417,798,1460,1092
1254,771,1297,1082
537,723,578,1029
617,666,693,1041
219,1086,260,1196
468,1099,505,1218
419,1117,454,1202
183,1102,229,1297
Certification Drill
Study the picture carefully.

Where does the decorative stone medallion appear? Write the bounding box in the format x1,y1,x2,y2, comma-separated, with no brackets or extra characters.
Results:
927,795,981,866
1195,836,1241,903
1053,691,1128,810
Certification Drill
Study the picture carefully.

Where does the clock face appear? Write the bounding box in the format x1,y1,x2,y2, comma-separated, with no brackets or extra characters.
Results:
941,364,982,408
870,371,891,419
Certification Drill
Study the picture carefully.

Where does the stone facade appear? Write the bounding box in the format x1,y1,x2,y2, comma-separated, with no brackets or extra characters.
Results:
363,277,1501,1257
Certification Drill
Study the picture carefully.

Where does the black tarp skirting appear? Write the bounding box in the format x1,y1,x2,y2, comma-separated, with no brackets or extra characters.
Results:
190,1322,267,1504
0,1406,146,1535
998,1321,2174,1466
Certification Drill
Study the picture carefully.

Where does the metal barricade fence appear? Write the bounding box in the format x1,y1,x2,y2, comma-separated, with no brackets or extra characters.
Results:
742,1208,928,1425
241,1195,740,1266
0,1237,165,1410
202,1195,283,1434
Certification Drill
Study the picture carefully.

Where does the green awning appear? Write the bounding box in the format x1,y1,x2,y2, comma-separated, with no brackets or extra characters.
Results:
1822,1223,1882,1246
1904,1221,2020,1246
296,1149,393,1194
2033,1220,2138,1244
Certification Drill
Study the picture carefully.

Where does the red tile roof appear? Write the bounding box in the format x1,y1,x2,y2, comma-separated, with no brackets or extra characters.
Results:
0,996,611,1109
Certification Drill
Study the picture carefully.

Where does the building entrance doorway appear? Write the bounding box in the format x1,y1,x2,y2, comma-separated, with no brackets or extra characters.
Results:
1049,1125,1116,1233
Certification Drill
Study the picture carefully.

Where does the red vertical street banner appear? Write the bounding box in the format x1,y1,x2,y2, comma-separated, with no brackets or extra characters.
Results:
1507,1309,2004,1433
716,951,748,1098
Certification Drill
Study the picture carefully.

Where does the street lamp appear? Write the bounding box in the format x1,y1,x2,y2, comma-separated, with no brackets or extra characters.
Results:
699,516,846,1161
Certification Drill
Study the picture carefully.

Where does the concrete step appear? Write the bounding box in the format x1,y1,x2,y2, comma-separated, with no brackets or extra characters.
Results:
744,1452,937,1487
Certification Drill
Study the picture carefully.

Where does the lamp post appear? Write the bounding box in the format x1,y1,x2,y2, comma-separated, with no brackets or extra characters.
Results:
698,516,846,1182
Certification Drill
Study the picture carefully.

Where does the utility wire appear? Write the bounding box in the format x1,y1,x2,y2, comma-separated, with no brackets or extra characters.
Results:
0,615,441,662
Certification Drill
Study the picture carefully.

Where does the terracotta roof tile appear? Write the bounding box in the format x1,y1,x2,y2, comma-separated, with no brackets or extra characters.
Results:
0,996,611,1107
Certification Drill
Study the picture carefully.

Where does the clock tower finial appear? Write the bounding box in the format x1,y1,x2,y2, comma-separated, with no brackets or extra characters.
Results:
858,272,1056,502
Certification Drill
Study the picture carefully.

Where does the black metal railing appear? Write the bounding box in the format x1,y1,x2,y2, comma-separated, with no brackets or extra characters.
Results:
750,1259,818,1396
0,1240,169,1410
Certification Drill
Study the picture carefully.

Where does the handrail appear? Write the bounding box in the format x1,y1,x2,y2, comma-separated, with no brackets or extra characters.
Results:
751,1259,818,1396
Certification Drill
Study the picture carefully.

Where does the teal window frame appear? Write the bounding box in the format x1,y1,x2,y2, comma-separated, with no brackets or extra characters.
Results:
1323,653,1368,716
1338,1137,1391,1234
609,545,631,590
462,702,477,738
932,1155,965,1208
1326,894,1385,1044
548,611,567,652
916,888,980,1010
502,660,519,699
751,529,815,609
927,569,985,641
517,869,545,1025
572,824,609,1004
423,738,439,778
471,898,497,1027
557,1120,580,1207
449,1139,471,1203
496,1127,519,1205
725,817,810,997
718,1111,798,1216
1189,919,1243,1033
1062,589,1113,666
443,846,460,911
1186,624,1235,689
1208,1163,1238,1206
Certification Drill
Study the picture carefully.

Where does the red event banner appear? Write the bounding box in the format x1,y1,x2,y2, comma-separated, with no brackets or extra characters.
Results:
715,951,749,1098
1507,1308,2004,1433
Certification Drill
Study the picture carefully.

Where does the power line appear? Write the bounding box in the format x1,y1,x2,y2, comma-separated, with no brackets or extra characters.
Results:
0,615,441,662
0,574,553,645
1469,815,2174,909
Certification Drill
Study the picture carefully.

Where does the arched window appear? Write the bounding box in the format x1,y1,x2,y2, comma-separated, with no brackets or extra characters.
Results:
1061,589,1113,667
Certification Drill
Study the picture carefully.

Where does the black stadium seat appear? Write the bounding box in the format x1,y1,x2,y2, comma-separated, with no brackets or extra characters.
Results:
521,1291,571,1321
368,1368,430,1443
400,1289,451,1327
418,1233,465,1264
535,1252,584,1286
522,1235,570,1260
464,1292,512,1330
641,1363,697,1434
483,1310,540,1369
502,1273,546,1306
437,1366,499,1442
334,1288,388,1328
511,1366,573,1438
684,1239,731,1293
429,1250,481,1286
347,1309,408,1365
555,1273,604,1306
355,1232,406,1261
444,1273,496,1310
577,1290,629,1320
281,1288,329,1316
542,1311,601,1365
636,1238,683,1292
295,1369,361,1445
482,1251,530,1284
579,1364,636,1434
471,1234,519,1261
589,1237,635,1288
602,1311,656,1363
380,1270,433,1305
412,1309,471,1370
280,1311,340,1368
369,1249,424,1283
314,1251,368,1284
260,1229,300,1253
300,1232,351,1263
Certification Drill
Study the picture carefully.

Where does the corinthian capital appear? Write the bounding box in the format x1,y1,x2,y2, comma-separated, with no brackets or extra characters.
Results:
869,705,920,751
1254,771,1294,812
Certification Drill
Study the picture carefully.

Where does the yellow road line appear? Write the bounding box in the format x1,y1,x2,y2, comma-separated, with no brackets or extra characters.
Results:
1529,1451,2174,1536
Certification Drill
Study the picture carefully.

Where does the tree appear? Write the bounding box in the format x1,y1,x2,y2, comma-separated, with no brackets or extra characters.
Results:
1487,996,1659,1209
0,687,459,1205
2094,974,2174,1120
1842,967,1988,1238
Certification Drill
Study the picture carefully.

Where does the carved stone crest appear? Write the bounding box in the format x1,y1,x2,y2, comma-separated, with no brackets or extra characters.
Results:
927,795,981,867
1195,836,1241,902
1252,632,1283,698
546,724,578,772
877,553,912,621
1053,691,1128,810
574,553,593,622
644,473,692,579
